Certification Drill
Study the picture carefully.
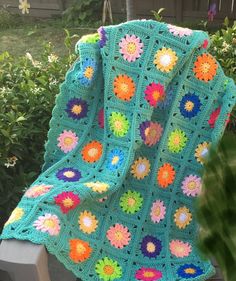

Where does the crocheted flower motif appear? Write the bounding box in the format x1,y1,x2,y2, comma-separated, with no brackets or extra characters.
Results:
131,157,151,180
208,107,221,128
98,108,104,128
98,26,107,48
140,235,162,258
84,181,109,193
69,239,92,263
135,267,162,281
66,98,88,120
169,240,192,258
78,58,96,86
54,191,80,214
107,149,124,171
56,168,81,182
193,53,218,82
24,184,52,198
154,47,178,72
79,210,98,234
120,190,143,214
202,39,209,49
177,264,204,279
113,74,136,101
168,129,187,153
106,223,131,249
140,121,163,146
33,213,60,236
150,200,166,223
57,130,78,153
157,163,175,188
81,140,103,163
144,82,165,107
167,24,193,37
95,257,122,280
109,112,130,137
181,175,202,197
179,93,201,119
174,206,192,229
119,34,144,62
195,142,210,164
4,207,24,226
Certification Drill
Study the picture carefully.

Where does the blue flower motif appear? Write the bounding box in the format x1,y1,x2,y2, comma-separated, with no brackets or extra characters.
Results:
179,93,201,119
65,98,88,120
78,58,97,86
107,149,124,171
56,168,81,182
177,264,204,279
140,235,162,258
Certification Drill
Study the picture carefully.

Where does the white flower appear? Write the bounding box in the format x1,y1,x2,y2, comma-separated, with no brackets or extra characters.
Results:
48,54,58,63
4,156,18,168
19,0,30,14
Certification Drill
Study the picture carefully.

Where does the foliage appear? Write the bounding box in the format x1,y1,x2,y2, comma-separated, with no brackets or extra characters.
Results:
209,18,236,82
63,0,102,26
151,8,165,22
0,30,76,231
197,133,236,281
0,7,22,29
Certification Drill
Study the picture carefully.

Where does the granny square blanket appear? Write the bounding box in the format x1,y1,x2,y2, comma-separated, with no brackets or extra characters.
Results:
1,20,236,281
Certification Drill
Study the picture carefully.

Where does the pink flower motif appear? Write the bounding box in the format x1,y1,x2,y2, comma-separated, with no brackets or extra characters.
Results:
119,34,144,62
135,267,162,281
167,24,193,37
98,108,104,128
150,200,166,223
24,184,53,198
208,107,226,128
181,175,202,197
57,130,78,153
202,39,209,49
144,82,165,107
33,213,60,236
54,191,80,214
106,223,131,249
169,239,192,258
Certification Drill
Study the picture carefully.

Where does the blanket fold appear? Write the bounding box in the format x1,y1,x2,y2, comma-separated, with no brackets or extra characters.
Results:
1,20,236,281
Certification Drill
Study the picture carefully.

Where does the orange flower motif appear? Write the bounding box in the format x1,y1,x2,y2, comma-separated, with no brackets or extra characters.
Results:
193,53,218,82
157,163,176,188
69,239,92,263
113,74,136,101
81,141,103,163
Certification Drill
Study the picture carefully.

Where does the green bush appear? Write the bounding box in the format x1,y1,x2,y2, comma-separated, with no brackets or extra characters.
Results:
0,33,76,230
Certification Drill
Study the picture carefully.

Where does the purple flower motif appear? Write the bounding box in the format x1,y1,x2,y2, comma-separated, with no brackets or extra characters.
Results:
65,98,88,120
98,27,107,48
56,168,81,182
140,235,162,258
208,3,217,21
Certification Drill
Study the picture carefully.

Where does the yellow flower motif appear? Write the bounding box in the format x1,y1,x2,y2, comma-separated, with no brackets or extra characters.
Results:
174,206,192,229
130,157,151,180
79,210,98,234
154,47,178,72
19,0,30,14
4,207,24,227
84,181,109,193
195,142,210,164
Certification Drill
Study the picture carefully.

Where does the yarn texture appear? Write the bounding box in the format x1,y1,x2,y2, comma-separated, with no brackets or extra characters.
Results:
1,20,236,281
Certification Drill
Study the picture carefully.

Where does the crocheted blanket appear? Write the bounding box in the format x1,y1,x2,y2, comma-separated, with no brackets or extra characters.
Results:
1,20,236,281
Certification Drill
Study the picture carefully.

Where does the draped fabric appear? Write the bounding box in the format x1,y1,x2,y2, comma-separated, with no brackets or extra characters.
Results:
1,20,236,281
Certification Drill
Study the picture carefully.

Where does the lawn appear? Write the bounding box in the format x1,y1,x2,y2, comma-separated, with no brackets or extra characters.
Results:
0,18,97,58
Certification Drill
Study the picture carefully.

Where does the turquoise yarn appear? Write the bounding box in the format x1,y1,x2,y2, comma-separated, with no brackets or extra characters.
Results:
1,20,236,281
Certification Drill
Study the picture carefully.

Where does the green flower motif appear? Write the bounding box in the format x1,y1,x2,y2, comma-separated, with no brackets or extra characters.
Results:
95,257,122,281
168,129,187,153
109,112,130,137
79,33,100,43
120,190,143,214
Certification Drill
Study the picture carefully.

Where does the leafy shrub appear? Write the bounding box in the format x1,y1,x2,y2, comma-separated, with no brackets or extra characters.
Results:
0,7,22,29
63,0,102,26
0,32,76,230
